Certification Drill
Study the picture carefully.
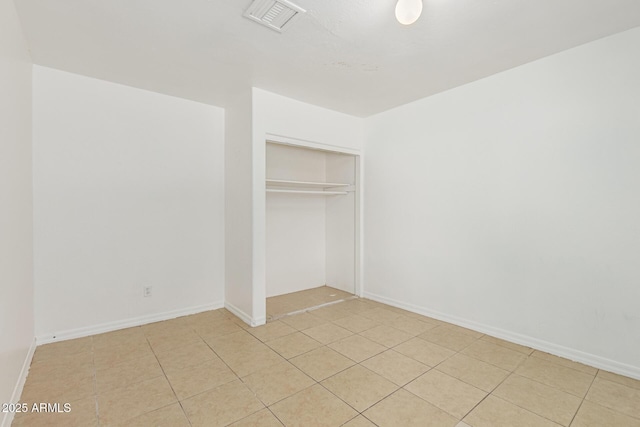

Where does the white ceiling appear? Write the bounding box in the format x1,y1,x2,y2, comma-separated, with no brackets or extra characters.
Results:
16,0,640,117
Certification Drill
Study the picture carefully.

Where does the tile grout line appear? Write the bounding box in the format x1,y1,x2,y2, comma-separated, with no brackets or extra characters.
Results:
273,301,460,421
85,308,473,425
20,299,639,427
195,313,293,423
262,300,402,422
424,334,529,424
465,351,591,426
528,352,600,376
144,330,193,427
91,336,100,426
566,368,600,426
268,295,359,322
447,343,525,375
265,406,287,427
504,370,594,400
148,313,251,423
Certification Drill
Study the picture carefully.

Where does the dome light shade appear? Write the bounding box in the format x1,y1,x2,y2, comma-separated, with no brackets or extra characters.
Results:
395,0,423,25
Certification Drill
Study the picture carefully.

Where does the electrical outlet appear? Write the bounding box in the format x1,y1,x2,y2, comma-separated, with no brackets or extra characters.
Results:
143,286,152,297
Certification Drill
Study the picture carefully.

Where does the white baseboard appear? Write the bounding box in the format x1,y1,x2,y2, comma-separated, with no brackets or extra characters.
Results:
1,338,36,427
224,301,265,327
363,291,640,380
252,316,266,327
36,301,225,345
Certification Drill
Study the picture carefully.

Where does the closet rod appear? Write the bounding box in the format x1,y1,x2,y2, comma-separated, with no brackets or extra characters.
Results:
266,179,350,188
266,189,348,196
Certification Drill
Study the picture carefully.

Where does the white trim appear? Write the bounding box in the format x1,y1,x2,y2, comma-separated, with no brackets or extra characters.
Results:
36,301,224,344
270,296,358,321
265,133,362,156
1,338,36,427
363,291,640,380
225,301,265,327
252,315,267,327
355,153,364,298
266,179,350,188
262,132,364,300
266,189,348,196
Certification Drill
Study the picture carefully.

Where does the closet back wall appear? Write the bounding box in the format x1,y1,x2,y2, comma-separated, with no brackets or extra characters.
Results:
33,66,225,341
266,144,328,297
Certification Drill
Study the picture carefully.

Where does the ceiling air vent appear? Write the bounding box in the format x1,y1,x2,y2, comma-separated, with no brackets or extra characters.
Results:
244,0,306,33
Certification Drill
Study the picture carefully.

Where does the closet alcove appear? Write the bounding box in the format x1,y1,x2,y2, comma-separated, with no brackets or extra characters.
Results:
265,140,360,319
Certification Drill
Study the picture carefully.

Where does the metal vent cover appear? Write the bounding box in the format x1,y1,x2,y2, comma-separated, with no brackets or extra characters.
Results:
244,0,306,33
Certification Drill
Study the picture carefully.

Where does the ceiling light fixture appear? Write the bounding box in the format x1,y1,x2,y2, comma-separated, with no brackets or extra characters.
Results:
395,0,423,25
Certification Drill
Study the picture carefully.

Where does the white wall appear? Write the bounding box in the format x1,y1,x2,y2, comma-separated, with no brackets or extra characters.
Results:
325,152,357,293
253,88,365,153
224,89,255,323
266,144,328,297
0,0,33,425
33,66,225,341
364,28,640,378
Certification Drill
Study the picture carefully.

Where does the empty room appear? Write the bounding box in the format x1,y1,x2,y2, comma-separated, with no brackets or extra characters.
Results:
2,0,639,426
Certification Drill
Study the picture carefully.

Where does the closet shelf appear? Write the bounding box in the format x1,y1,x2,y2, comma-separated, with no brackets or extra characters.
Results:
266,189,348,196
266,179,350,189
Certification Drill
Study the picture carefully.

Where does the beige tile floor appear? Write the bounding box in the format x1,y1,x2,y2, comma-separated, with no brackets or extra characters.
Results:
266,286,354,321
13,297,640,427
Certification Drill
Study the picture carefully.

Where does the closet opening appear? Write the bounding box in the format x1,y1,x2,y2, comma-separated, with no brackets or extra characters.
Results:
265,140,360,320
